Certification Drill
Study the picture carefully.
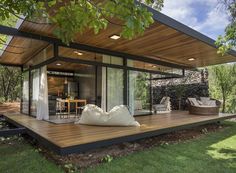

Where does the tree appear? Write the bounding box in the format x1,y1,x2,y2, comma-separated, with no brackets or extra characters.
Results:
0,0,164,45
208,64,236,113
216,0,236,55
0,65,22,102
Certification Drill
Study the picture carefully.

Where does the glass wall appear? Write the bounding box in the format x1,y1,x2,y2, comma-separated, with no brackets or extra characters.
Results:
128,70,151,116
47,62,96,115
21,44,185,117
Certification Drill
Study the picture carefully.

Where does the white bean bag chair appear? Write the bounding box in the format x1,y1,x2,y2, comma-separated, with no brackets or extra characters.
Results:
76,104,140,127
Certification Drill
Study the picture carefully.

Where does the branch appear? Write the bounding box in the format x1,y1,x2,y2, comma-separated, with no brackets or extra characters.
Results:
0,4,51,25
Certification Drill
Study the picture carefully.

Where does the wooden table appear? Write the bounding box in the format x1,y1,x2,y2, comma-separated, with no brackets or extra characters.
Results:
59,99,87,115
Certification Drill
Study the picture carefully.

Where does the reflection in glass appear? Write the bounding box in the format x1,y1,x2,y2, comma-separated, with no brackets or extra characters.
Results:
128,71,151,115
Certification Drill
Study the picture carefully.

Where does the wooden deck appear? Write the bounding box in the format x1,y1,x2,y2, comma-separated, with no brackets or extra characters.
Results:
3,111,236,155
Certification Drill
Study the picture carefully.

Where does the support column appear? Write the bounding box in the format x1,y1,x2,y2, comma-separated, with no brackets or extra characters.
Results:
123,58,128,106
20,66,23,113
150,73,153,114
28,69,32,116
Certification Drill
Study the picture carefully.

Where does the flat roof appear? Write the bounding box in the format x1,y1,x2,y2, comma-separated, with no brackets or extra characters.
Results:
0,5,236,68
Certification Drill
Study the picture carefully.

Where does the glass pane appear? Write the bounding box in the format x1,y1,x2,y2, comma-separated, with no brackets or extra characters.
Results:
74,66,96,104
127,59,182,75
59,47,123,65
128,71,151,115
59,47,103,62
107,68,124,111
22,71,29,114
30,69,40,116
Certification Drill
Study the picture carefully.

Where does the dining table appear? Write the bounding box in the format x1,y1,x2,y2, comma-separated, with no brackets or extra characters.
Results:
59,99,87,115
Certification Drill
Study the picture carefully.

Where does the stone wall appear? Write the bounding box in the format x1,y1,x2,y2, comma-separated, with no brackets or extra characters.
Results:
152,82,209,110
152,69,209,110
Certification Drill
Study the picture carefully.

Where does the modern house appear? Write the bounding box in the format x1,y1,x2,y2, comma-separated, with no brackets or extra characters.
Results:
1,4,236,155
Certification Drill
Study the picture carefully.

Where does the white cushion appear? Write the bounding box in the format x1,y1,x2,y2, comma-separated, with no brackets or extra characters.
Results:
206,100,216,107
76,104,140,127
200,97,210,105
188,98,200,106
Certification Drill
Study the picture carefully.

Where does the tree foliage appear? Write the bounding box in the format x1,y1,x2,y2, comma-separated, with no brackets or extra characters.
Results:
216,0,236,55
208,64,236,113
135,72,150,109
0,0,164,45
0,14,17,49
0,65,22,102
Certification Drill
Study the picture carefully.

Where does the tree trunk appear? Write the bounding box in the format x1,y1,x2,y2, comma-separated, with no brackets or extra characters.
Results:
222,93,226,113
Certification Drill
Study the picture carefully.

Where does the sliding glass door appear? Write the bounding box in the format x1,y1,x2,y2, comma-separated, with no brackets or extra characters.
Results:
107,68,124,111
98,67,124,111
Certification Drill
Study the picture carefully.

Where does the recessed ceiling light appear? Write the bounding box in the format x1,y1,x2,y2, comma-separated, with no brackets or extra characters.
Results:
152,65,157,68
110,34,120,40
74,51,83,55
56,63,62,66
188,58,195,61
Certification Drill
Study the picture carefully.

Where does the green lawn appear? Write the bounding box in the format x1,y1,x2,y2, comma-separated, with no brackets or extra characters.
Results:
0,137,64,173
0,121,236,173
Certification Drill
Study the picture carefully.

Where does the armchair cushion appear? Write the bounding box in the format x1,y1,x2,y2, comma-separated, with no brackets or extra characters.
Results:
200,97,210,105
188,98,200,106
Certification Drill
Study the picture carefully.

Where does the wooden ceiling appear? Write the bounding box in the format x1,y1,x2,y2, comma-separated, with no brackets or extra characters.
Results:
0,11,236,68
0,36,47,65
47,60,94,72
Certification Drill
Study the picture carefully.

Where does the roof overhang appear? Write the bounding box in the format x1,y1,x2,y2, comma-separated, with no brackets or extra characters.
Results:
0,4,235,68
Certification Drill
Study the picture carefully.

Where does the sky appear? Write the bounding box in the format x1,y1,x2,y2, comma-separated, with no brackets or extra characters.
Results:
161,0,229,40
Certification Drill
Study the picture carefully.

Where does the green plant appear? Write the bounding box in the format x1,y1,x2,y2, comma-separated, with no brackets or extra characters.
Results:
64,163,77,173
101,155,113,163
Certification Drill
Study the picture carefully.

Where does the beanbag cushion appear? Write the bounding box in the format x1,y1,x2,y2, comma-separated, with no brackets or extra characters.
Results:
76,104,140,127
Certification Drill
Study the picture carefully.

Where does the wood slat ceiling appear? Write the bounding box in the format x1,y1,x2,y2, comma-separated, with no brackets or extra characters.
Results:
1,14,236,67
47,60,93,72
0,36,48,65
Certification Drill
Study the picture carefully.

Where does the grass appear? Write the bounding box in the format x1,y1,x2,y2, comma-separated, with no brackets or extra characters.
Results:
0,137,64,173
0,121,236,173
85,121,236,173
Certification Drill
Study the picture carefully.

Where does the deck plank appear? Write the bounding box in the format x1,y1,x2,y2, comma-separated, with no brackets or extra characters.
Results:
3,111,236,151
